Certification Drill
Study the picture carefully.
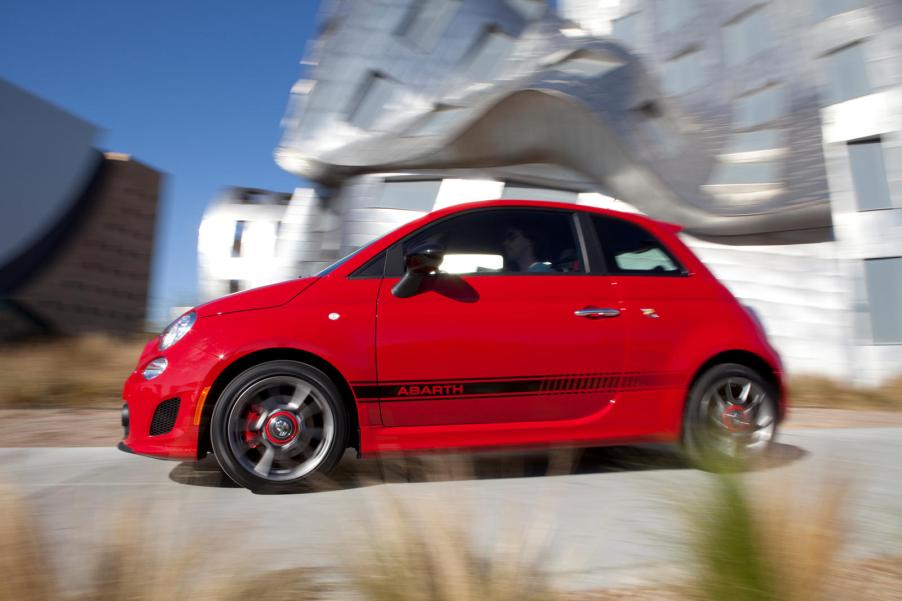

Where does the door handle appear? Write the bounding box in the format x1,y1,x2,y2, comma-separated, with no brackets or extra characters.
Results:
574,307,621,319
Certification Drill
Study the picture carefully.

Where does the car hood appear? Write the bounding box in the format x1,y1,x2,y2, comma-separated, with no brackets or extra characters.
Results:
195,277,319,318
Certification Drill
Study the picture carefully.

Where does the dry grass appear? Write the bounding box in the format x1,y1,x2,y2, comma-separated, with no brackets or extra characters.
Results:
1,466,901,601
684,468,849,601
0,487,55,600
789,375,902,411
0,335,149,408
347,493,558,601
0,486,330,601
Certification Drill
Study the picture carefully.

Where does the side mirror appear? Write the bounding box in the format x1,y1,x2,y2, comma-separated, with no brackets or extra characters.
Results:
392,243,444,298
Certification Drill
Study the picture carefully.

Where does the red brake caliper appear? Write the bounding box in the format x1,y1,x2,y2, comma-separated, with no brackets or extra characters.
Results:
245,409,261,448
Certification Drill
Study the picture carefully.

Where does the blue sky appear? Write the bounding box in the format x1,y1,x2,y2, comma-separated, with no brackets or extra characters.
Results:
1,0,320,326
2,0,560,328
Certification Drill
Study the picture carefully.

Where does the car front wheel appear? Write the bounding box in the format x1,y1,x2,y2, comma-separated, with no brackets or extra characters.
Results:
210,360,349,492
682,363,778,467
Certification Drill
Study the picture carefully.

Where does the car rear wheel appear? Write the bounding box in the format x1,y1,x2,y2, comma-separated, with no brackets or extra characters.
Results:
210,360,349,492
682,363,778,467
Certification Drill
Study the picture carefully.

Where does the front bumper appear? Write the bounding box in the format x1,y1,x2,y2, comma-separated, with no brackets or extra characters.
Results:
121,342,221,460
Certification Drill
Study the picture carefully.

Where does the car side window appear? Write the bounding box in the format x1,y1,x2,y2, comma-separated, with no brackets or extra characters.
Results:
592,216,684,275
400,209,585,276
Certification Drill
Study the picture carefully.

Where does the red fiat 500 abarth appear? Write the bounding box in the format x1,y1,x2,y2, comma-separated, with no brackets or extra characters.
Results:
121,200,784,492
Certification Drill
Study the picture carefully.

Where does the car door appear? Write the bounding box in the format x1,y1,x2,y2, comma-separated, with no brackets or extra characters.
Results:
588,214,699,430
372,207,627,427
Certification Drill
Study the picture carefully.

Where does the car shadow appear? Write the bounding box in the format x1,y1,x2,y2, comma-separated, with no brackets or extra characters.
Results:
168,442,807,493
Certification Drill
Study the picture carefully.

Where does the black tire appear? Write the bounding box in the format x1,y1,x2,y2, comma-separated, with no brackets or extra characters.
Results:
682,362,778,468
210,360,349,493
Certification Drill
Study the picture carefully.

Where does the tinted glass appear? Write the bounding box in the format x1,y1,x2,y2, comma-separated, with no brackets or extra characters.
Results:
722,129,782,155
823,43,870,105
403,209,584,275
864,257,902,344
376,180,441,211
658,0,698,31
848,139,892,211
463,29,513,82
351,251,387,278
593,216,683,274
662,51,704,96
231,221,245,257
734,86,784,129
708,161,780,185
397,0,460,51
724,7,772,67
501,185,579,203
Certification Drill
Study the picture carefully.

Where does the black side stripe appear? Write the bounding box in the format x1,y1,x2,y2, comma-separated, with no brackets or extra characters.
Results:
352,372,680,402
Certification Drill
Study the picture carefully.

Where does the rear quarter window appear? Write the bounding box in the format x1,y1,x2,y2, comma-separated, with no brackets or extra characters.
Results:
592,216,685,275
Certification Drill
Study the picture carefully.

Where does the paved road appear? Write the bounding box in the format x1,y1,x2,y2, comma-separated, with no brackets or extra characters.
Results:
1,427,900,591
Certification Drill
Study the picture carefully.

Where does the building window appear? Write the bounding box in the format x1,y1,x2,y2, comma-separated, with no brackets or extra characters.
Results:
551,50,623,78
720,130,787,163
658,0,698,32
733,86,785,129
708,161,781,185
375,180,442,211
661,50,704,96
613,12,641,48
812,0,861,22
231,221,245,257
848,138,893,211
501,184,580,203
347,72,403,130
462,26,514,83
229,280,241,294
507,0,547,19
864,257,902,344
274,220,283,255
723,7,773,67
822,42,871,105
396,0,461,51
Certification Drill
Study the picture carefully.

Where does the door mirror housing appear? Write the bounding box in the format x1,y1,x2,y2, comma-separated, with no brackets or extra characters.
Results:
392,244,445,298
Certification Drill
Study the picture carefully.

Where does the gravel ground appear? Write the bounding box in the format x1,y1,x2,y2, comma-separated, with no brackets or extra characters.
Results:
1,407,901,448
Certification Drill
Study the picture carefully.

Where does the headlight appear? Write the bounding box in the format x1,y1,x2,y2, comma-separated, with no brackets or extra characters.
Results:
142,357,168,380
159,312,196,351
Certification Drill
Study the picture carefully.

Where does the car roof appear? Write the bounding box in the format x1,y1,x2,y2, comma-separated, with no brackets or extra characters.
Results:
430,199,683,233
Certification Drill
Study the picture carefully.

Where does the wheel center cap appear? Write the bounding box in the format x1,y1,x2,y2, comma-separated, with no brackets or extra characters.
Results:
722,403,752,432
265,411,300,445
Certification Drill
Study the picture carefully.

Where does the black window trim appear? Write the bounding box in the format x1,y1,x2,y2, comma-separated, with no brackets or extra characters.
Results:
355,206,593,279
348,207,690,279
347,250,387,280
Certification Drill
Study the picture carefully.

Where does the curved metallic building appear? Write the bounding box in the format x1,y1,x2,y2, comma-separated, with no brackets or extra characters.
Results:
197,0,902,383
275,0,832,240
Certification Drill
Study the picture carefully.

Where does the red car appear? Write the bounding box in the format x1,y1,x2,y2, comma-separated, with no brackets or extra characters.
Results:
121,200,784,492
